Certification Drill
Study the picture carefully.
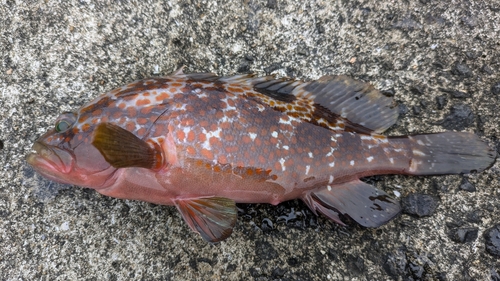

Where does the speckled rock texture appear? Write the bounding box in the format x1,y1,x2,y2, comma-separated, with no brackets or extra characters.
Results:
1,0,499,280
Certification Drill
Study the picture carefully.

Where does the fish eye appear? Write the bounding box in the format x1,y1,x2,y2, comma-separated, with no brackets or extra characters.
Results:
54,112,77,133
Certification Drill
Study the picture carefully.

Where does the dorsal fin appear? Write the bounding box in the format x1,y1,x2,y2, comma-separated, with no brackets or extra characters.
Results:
218,74,398,134
303,75,398,133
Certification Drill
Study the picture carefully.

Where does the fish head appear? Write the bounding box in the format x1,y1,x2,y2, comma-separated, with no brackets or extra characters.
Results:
26,111,116,190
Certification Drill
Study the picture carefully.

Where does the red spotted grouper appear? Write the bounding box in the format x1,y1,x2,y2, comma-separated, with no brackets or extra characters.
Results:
27,69,496,242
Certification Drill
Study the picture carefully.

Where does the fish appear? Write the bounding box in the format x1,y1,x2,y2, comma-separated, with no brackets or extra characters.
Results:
26,68,497,242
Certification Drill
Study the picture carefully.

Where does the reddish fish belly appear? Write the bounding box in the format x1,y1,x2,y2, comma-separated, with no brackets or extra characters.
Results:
96,167,290,206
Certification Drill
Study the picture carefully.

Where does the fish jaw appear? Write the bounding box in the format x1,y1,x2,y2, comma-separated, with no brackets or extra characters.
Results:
26,141,118,190
26,141,75,184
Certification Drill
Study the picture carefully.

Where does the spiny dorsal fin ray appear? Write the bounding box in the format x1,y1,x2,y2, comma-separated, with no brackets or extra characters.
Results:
222,74,397,134
306,75,398,133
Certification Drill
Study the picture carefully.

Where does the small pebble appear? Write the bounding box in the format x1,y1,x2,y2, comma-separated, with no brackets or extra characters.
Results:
402,194,439,217
484,224,500,257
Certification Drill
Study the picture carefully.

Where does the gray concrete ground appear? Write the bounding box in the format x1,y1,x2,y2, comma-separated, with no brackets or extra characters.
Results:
1,0,499,280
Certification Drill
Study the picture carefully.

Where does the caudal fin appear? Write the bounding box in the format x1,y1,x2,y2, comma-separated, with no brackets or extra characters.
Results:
404,132,496,175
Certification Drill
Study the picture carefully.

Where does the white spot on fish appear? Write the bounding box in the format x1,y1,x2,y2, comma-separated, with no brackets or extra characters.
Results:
361,135,374,140
201,127,222,150
279,158,286,171
283,145,289,150
366,156,374,162
308,152,314,158
329,175,334,184
329,162,335,167
327,185,332,191
413,150,426,156
389,158,394,164
256,104,266,112
305,165,310,175
409,159,422,172
249,132,257,141
350,160,355,166
272,131,278,138
416,139,425,146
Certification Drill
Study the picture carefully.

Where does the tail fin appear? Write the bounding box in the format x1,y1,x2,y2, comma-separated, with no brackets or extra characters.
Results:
404,132,496,175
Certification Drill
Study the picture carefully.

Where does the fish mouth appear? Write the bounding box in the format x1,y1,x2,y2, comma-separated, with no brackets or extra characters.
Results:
26,141,74,180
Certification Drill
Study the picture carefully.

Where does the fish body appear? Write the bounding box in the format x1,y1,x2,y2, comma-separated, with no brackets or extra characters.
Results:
27,69,496,242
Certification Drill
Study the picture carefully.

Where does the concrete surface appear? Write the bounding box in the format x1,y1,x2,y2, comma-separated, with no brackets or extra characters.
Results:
1,0,499,280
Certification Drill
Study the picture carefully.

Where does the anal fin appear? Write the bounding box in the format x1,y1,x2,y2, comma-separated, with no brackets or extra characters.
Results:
302,180,401,227
174,197,237,242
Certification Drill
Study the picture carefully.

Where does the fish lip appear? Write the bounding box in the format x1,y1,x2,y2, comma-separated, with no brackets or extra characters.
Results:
26,141,74,175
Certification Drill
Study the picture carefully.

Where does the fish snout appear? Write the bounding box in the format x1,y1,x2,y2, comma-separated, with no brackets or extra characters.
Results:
27,141,74,174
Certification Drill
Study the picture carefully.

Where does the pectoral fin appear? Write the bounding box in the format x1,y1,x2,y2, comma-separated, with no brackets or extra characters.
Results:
302,180,401,227
174,197,237,242
92,123,161,169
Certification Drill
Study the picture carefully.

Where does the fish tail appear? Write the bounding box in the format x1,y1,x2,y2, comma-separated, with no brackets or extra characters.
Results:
401,132,496,175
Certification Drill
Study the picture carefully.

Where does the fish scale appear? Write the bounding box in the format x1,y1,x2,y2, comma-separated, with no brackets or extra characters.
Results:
27,68,497,242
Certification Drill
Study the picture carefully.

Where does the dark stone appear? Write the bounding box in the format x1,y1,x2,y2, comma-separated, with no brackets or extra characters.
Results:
491,82,500,95
316,23,325,34
261,218,273,232
249,267,260,277
237,62,250,73
492,268,500,281
264,63,282,74
436,272,448,281
327,249,337,261
449,227,479,243
466,210,482,223
271,267,287,277
348,256,365,273
402,194,439,217
450,90,470,98
297,46,309,56
484,224,500,257
436,95,448,110
409,262,424,278
255,240,278,260
451,62,472,77
410,86,425,95
0,140,3,150
439,104,474,130
420,100,428,109
439,88,471,98
413,105,421,115
459,178,476,192
266,0,277,9
244,54,255,61
481,64,493,74
381,88,395,97
466,51,479,59
226,264,236,272
398,103,409,115
287,257,299,267
383,250,407,277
